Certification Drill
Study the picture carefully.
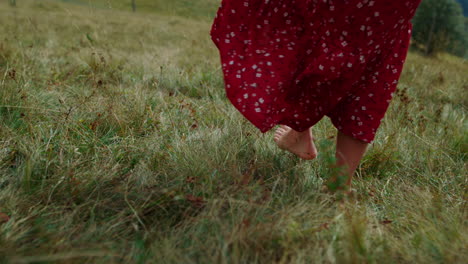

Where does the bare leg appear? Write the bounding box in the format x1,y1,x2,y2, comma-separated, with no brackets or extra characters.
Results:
329,131,368,189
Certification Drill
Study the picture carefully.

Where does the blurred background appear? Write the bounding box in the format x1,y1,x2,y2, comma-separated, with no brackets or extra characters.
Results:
5,0,466,57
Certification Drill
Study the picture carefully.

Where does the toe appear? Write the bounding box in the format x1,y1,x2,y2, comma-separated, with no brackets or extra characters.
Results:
276,128,286,135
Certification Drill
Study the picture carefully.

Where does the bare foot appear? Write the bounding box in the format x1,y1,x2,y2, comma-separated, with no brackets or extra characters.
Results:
274,125,317,160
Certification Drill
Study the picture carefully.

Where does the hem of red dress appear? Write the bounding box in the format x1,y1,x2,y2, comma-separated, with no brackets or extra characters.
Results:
328,116,375,144
245,112,375,144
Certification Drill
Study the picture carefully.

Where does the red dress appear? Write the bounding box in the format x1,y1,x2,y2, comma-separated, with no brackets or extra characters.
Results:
210,0,422,143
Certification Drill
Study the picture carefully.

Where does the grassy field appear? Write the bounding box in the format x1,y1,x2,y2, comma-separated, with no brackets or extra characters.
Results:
0,0,467,263
58,0,219,20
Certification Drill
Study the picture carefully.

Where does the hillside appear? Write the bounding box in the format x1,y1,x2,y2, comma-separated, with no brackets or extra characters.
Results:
58,0,219,20
0,0,467,263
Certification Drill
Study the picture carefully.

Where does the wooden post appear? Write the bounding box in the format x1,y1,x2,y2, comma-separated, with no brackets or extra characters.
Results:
426,10,436,55
131,0,136,12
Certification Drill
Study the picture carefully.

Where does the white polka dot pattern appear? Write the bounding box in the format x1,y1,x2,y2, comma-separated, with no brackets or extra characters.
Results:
210,0,422,143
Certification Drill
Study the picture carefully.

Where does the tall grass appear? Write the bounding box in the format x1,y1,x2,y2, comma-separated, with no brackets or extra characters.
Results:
0,0,466,263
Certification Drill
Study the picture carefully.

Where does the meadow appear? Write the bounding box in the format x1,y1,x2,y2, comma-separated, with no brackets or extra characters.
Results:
0,0,467,263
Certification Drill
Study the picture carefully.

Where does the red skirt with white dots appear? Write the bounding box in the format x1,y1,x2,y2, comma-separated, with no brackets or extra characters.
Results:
210,0,422,143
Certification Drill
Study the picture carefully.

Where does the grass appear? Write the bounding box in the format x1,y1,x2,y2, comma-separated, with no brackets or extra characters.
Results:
0,0,467,263
58,0,219,21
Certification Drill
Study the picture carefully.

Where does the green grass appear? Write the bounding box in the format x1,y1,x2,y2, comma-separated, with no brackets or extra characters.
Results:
0,0,467,263
58,0,219,21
